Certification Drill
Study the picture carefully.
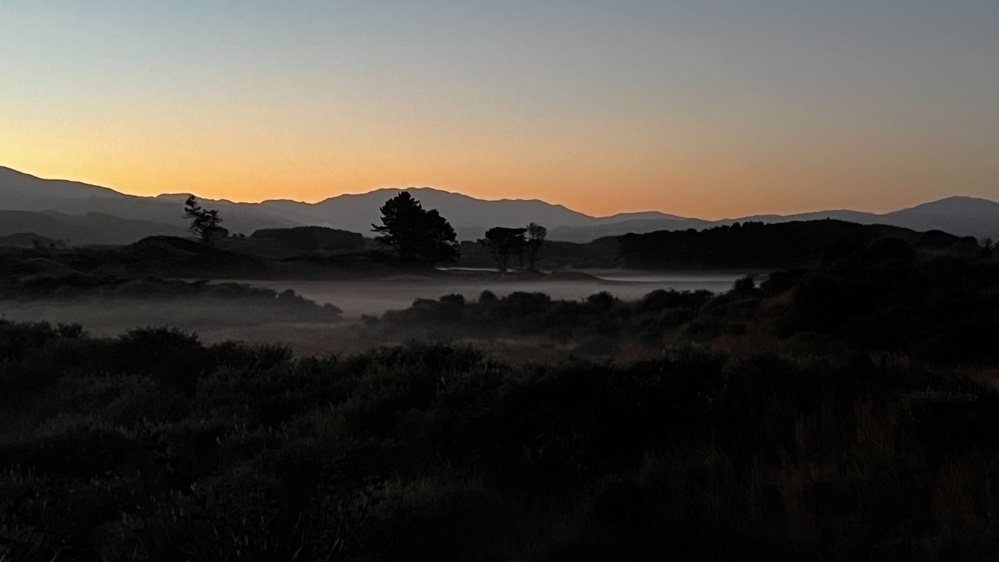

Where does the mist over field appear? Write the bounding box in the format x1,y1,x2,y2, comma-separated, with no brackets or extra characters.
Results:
0,272,744,358
238,271,744,317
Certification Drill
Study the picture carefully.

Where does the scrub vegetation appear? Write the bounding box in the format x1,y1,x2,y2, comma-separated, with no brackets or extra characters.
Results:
3,234,999,560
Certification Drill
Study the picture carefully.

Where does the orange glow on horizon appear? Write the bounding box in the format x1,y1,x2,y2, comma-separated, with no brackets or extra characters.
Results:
3,3,998,223
2,154,963,221
3,101,996,221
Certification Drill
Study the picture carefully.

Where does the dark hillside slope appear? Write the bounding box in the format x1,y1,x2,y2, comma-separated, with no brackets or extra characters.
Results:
0,210,186,245
883,196,999,239
250,226,365,251
0,233,64,249
619,220,978,269
118,236,269,276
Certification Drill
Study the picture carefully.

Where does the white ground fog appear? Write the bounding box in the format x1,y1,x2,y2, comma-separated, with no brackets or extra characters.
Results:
239,271,745,317
0,272,746,356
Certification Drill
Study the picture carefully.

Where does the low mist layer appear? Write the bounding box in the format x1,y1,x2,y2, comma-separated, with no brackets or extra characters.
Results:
236,271,742,317
0,272,743,357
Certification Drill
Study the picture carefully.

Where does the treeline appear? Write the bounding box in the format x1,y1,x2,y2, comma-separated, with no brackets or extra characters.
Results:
618,219,980,269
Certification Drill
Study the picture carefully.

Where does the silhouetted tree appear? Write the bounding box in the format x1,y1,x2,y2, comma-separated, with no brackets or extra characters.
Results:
981,238,995,257
372,192,459,266
480,227,527,272
526,222,547,270
183,195,227,244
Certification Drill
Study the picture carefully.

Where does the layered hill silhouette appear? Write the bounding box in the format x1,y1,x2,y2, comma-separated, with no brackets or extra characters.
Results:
3,165,999,245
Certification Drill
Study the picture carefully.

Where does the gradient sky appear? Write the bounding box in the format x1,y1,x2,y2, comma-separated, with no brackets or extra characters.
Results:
2,1,997,218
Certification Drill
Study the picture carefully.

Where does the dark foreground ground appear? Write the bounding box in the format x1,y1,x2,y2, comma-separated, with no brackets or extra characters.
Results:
3,237,999,560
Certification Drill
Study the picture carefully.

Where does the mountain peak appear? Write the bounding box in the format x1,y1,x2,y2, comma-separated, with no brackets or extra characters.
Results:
0,166,125,200
3,165,999,244
896,195,999,215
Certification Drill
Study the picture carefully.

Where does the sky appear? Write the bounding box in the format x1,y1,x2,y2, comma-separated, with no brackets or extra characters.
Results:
1,1,997,218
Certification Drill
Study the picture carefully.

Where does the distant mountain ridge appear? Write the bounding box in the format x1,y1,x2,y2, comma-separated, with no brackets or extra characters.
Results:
1,165,997,245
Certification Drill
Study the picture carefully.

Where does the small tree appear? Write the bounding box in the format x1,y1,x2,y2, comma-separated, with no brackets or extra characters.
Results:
526,222,547,270
480,227,527,272
183,195,226,244
372,192,459,266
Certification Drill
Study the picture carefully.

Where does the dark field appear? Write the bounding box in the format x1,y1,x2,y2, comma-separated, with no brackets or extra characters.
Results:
4,236,999,560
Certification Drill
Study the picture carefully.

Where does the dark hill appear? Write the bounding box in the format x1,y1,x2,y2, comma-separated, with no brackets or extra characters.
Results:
883,196,999,239
0,209,185,245
618,220,978,269
250,226,365,252
0,232,65,249
120,236,268,276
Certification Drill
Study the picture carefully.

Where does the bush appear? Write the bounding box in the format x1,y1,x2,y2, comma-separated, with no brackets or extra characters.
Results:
439,293,466,306
495,291,552,318
733,275,756,293
585,291,617,310
639,289,712,313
